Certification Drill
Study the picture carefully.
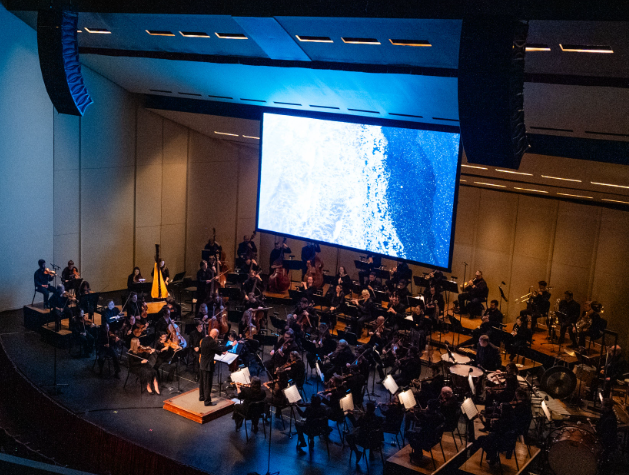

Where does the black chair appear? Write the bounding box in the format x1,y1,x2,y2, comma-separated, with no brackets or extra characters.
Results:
304,416,331,457
337,329,358,346
441,408,463,451
123,366,144,396
382,411,405,449
479,430,520,473
410,425,446,470
351,428,385,466
242,400,268,442
92,346,114,376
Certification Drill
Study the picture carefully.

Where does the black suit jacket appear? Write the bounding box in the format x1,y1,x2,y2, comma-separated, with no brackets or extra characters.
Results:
200,336,227,371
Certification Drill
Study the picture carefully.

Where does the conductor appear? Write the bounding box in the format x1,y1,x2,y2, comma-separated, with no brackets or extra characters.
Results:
199,328,228,406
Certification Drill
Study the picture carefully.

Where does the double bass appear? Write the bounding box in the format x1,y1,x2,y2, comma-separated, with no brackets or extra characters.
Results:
269,237,291,292
305,252,324,289
212,228,228,288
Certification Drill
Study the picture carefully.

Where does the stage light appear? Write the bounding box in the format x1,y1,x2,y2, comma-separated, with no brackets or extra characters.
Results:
389,39,431,47
342,37,380,45
146,30,175,36
474,182,506,188
541,175,582,183
495,169,533,176
557,193,593,199
84,28,110,34
560,44,613,53
180,31,210,38
214,131,239,137
514,187,548,193
461,164,488,170
525,44,551,52
591,181,629,189
602,198,629,204
243,136,260,140
215,33,248,39
296,35,333,43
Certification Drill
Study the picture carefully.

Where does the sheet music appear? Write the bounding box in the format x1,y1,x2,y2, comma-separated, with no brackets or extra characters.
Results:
215,352,238,364
230,369,250,385
398,390,416,410
468,374,476,395
541,401,552,422
283,385,302,404
315,362,324,382
461,398,478,419
382,375,399,395
340,393,354,414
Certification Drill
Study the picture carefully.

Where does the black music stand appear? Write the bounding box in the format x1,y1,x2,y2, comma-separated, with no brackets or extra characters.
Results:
413,275,429,290
288,289,303,303
354,260,371,271
375,268,390,280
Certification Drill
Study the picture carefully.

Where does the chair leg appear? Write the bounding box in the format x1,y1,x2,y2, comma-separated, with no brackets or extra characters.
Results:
514,451,519,471
480,449,484,465
123,369,130,388
451,430,458,451
325,435,330,458
244,419,249,442
429,448,436,470
440,441,446,461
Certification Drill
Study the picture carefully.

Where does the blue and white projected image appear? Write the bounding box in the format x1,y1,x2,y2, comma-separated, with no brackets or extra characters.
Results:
257,113,460,268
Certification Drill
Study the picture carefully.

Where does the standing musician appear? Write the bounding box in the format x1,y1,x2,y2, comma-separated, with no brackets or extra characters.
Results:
300,242,321,278
188,321,205,378
61,260,80,293
127,266,144,289
96,322,121,378
475,334,501,371
204,235,222,259
151,259,170,286
557,290,580,344
456,270,488,315
196,260,214,309
358,252,381,286
571,300,605,348
520,281,551,331
232,376,266,431
34,259,55,308
237,234,258,264
269,239,291,273
336,266,352,295
352,289,376,336
49,285,73,332
198,329,228,406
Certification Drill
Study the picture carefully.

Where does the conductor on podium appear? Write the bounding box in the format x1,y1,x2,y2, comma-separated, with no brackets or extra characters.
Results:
199,328,228,406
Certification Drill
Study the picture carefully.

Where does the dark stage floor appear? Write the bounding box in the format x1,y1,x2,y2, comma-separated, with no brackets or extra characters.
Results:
0,302,406,475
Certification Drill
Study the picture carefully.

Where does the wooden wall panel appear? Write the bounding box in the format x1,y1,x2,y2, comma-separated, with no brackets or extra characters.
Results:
136,108,163,167
135,225,161,278
135,165,163,228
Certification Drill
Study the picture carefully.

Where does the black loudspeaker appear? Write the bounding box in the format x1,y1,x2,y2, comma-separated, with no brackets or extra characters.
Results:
458,17,529,169
37,9,92,116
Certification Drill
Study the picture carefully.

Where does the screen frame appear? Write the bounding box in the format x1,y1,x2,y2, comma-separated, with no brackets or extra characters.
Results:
255,109,462,272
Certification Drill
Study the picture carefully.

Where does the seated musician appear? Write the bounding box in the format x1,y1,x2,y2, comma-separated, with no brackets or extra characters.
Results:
385,292,408,332
512,387,533,437
475,334,501,371
264,332,297,374
154,332,175,376
393,346,422,387
242,268,263,303
165,296,182,322
352,289,376,336
127,266,144,289
508,315,532,360
484,300,503,326
61,260,79,292
34,259,54,308
96,323,121,378
344,364,367,409
150,259,170,286
336,266,352,295
305,323,337,370
102,300,123,328
570,300,603,349
362,271,383,297
78,281,95,319
71,310,95,358
458,313,497,349
321,375,346,423
380,334,406,377
324,284,345,327
406,399,445,462
520,280,550,331
485,362,519,410
49,285,73,332
474,403,517,467
346,401,383,462
128,337,159,394
300,274,318,303
386,261,410,291
424,269,444,296
196,302,209,325
597,398,619,467
393,279,410,303
232,376,266,431
321,339,355,381
358,253,381,286
286,351,307,388
123,292,142,318
602,345,627,388
379,396,405,435
295,394,330,452
415,367,446,407
558,290,580,344
118,315,136,347
455,270,488,315
424,286,444,326
153,307,172,336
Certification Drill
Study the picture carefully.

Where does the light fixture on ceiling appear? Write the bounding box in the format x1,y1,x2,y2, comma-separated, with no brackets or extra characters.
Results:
214,131,239,137
495,169,533,176
474,182,506,188
461,164,488,170
84,28,111,34
215,33,248,39
243,135,260,140
389,39,431,47
460,179,467,182
541,175,582,183
77,30,82,33
296,35,333,43
514,187,548,193
559,44,613,53
602,198,629,204
525,43,551,52
557,193,593,199
591,181,629,189
146,30,175,36
342,37,380,45
180,31,210,38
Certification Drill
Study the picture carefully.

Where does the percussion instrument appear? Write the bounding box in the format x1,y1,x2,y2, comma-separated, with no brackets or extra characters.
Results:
574,364,597,386
441,352,471,364
541,366,578,399
449,364,483,393
487,371,505,385
547,425,601,475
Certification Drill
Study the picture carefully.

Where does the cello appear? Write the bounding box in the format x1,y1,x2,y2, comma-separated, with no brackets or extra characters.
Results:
305,251,324,289
269,237,291,292
211,228,228,288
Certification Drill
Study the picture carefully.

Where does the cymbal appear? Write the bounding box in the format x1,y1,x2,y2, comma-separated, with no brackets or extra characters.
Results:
540,366,577,399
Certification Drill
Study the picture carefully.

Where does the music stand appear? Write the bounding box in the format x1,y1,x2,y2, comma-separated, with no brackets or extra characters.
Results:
413,275,429,290
354,260,371,271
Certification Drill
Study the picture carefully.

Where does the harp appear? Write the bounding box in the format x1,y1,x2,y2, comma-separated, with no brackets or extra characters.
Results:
151,244,168,299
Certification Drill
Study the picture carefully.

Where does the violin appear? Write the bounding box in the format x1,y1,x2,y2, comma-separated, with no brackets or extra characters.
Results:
72,267,81,279
44,268,56,276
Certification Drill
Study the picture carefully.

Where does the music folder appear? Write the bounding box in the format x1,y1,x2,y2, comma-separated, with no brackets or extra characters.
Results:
398,389,416,410
382,375,399,395
215,352,238,364
283,385,302,404
339,393,354,414
230,368,251,385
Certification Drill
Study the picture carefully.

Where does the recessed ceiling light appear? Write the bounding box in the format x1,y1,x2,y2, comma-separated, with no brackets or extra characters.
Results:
514,187,548,193
146,30,175,36
180,31,210,38
243,136,260,140
460,179,467,182
602,198,629,204
84,28,111,34
541,175,582,183
461,164,488,170
214,131,239,137
389,39,431,47
591,181,629,189
215,33,248,39
77,30,82,33
525,44,551,52
342,37,380,45
474,182,506,188
296,35,333,43
557,193,593,199
559,44,613,53
495,169,533,176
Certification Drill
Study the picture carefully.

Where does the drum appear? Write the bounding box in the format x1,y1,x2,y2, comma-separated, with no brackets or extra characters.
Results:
441,352,471,364
574,364,596,386
547,426,601,475
449,364,483,393
487,371,505,385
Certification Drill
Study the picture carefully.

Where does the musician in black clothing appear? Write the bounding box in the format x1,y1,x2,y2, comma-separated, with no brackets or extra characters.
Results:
237,235,257,260
269,240,291,273
358,253,381,286
458,314,497,349
300,275,317,302
603,345,627,384
346,401,383,462
475,335,501,371
321,339,355,381
151,259,170,285
407,399,445,462
196,260,214,308
300,242,321,277
102,300,122,326
386,261,411,292
204,236,222,256
123,292,142,318
352,290,376,336
336,266,352,295
393,346,422,387
456,270,488,315
265,333,297,374
153,308,172,336
597,399,618,465
424,286,444,325
508,316,532,361
232,376,267,430
362,271,383,298
474,403,517,466
424,269,444,296
199,329,228,406
96,323,121,378
286,351,307,388
295,394,330,452
573,301,606,348
34,259,54,308
305,324,337,369
558,291,581,344
484,300,503,325
242,268,263,303
61,260,79,292
71,310,95,357
520,281,551,331
188,321,205,377
49,285,73,332
385,293,407,332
